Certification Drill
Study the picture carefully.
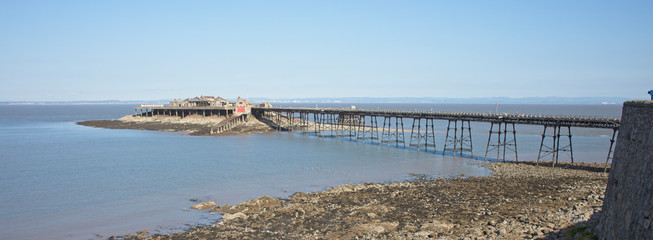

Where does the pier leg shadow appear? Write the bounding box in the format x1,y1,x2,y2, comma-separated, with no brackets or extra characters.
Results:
519,161,610,174
537,211,601,240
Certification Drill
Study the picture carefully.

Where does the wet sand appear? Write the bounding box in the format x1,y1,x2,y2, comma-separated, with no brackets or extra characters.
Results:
115,162,608,240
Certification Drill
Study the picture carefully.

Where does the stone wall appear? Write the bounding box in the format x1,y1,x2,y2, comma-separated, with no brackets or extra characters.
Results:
598,100,653,239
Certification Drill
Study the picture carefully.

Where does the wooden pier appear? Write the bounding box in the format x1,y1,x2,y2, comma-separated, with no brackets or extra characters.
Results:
252,106,620,168
133,104,620,168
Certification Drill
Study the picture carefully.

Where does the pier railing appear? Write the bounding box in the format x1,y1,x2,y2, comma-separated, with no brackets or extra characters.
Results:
253,107,620,129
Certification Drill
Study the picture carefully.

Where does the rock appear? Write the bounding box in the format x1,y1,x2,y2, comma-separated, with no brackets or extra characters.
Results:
421,220,455,232
226,195,284,214
414,231,433,238
190,201,216,210
469,228,483,236
222,212,246,221
403,224,418,232
352,222,398,234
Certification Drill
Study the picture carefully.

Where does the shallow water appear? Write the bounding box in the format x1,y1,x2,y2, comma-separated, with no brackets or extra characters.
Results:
0,104,498,240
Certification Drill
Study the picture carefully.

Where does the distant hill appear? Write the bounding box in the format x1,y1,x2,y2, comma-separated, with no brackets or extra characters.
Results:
1,96,637,105
0,100,171,105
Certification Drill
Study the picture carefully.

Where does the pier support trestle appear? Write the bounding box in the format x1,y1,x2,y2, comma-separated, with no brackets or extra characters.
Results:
337,114,358,140
484,122,518,162
604,128,618,172
317,113,337,138
408,118,436,152
356,115,379,144
537,125,574,167
381,116,406,148
443,120,473,157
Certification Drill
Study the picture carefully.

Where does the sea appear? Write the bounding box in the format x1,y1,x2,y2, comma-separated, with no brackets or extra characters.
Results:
0,103,621,240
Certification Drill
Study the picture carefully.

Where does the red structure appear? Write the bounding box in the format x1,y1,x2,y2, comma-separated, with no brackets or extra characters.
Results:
235,97,252,113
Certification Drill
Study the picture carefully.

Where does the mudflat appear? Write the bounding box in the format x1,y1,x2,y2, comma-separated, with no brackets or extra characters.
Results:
116,162,607,239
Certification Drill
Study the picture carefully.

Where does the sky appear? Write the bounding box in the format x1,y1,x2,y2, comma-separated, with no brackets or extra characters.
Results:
0,0,651,101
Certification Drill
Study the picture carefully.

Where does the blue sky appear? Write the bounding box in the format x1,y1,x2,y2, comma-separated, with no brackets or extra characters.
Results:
1,0,651,101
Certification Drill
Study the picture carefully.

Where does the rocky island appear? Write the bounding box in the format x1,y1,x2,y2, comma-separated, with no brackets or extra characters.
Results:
78,114,274,136
78,96,275,136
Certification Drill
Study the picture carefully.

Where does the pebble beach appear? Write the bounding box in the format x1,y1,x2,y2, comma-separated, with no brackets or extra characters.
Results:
114,161,607,240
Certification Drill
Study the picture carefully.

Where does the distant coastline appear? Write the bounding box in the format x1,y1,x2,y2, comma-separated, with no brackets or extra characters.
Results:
249,96,634,104
0,100,169,105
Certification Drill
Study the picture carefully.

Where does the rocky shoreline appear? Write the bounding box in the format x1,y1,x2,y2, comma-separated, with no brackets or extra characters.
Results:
77,115,274,136
114,162,608,240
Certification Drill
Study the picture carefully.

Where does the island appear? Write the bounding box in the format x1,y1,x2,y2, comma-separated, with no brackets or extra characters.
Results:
78,96,274,136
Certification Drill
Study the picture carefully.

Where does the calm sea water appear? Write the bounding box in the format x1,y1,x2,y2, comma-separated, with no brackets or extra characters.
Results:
0,103,620,239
